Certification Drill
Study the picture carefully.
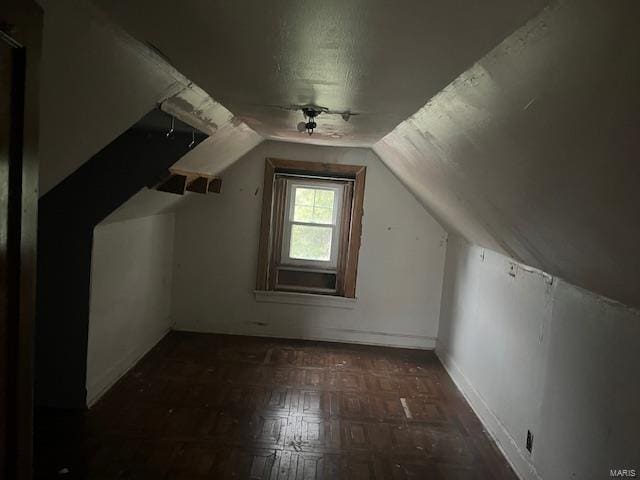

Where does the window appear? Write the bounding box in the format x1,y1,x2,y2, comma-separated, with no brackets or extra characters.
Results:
282,180,344,268
256,158,366,298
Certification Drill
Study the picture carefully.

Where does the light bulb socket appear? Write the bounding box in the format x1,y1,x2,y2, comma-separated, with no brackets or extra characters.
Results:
305,120,317,134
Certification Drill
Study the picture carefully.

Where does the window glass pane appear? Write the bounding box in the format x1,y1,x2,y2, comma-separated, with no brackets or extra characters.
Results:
293,205,314,222
295,187,315,206
293,187,335,225
312,206,333,224
315,189,335,208
289,225,332,261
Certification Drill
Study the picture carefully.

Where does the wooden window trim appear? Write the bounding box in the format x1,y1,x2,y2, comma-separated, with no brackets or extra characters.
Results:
256,158,366,298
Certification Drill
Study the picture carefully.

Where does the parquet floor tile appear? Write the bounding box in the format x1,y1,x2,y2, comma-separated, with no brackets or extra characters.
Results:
36,332,517,479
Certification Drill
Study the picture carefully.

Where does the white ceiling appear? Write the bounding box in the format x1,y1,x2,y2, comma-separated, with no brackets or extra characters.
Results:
92,0,548,146
92,0,640,308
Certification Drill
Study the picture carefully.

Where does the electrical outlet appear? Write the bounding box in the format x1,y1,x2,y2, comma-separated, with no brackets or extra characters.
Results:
526,430,534,453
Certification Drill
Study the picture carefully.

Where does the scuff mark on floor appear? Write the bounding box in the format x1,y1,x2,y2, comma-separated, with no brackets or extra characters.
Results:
400,397,413,419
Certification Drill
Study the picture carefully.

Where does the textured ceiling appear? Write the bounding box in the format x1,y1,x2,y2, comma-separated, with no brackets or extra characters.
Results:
92,0,547,146
374,0,640,308
92,0,640,308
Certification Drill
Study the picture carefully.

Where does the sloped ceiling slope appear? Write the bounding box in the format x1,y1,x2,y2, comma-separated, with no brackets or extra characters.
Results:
38,0,262,198
102,86,263,224
374,0,640,307
165,86,263,178
37,0,185,195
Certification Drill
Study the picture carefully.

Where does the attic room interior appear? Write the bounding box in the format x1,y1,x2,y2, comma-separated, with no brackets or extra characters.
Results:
2,0,640,479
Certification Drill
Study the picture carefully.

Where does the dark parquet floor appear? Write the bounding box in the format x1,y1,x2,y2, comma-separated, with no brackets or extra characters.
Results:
38,332,518,479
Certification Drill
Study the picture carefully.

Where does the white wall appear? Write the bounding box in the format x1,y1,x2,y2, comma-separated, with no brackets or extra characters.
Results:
86,213,176,405
171,141,447,349
437,236,640,480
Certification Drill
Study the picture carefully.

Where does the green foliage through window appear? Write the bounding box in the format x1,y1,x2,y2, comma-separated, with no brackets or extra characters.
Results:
289,186,336,261
289,225,332,261
293,188,335,225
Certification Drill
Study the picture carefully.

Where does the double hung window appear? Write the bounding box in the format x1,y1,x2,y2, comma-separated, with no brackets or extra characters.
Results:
256,159,366,298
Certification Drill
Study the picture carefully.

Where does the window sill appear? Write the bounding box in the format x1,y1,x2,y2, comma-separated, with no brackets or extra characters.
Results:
253,290,357,309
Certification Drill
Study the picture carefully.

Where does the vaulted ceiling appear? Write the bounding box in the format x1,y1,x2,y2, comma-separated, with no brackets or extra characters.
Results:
91,0,640,308
93,0,547,146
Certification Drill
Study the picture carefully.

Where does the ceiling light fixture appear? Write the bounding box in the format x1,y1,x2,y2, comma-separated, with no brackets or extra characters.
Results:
279,104,358,136
301,107,320,135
